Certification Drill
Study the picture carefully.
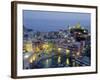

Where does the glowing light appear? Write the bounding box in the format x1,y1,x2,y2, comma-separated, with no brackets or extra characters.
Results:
46,59,49,64
32,55,36,61
67,40,70,43
64,35,67,38
24,54,30,59
35,47,40,52
29,58,33,63
45,59,50,67
29,54,36,63
25,43,33,52
58,48,61,52
84,30,86,33
76,23,81,28
78,32,81,35
66,58,69,65
43,44,49,49
77,52,80,56
42,43,53,54
66,49,70,55
58,56,61,63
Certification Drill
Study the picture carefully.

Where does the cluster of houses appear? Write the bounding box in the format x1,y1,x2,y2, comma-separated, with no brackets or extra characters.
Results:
23,23,91,69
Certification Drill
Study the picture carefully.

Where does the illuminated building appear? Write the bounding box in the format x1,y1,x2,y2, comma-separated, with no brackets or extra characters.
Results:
24,41,33,52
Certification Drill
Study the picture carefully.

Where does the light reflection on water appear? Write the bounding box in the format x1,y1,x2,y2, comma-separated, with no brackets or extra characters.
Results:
30,54,76,68
24,51,90,69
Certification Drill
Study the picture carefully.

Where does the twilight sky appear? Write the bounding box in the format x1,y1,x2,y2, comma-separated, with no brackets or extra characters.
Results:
23,10,91,32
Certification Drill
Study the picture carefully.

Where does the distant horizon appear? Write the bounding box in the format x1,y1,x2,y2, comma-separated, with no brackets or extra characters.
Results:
23,24,88,33
23,10,91,32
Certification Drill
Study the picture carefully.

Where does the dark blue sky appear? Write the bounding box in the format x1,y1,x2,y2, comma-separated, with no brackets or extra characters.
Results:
23,10,91,32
